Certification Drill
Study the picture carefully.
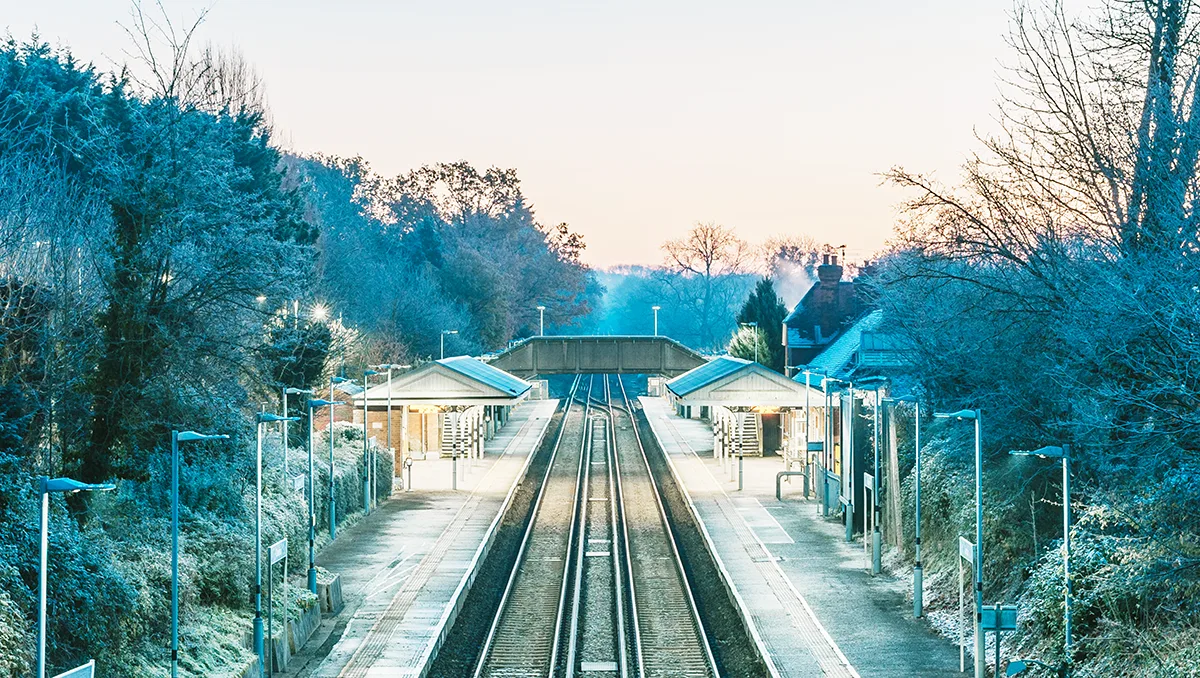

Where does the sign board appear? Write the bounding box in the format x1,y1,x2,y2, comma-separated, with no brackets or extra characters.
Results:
980,604,1018,631
269,538,288,566
292,474,306,492
53,660,95,678
863,473,874,491
807,441,824,452
959,537,975,564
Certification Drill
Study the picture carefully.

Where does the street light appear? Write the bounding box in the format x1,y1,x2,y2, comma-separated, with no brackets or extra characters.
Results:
373,364,411,497
741,322,760,363
362,369,380,514
254,413,297,675
305,399,337,593
536,305,546,337
171,430,229,678
801,367,825,502
652,305,661,336
1010,444,1072,661
934,408,984,678
441,330,458,360
328,377,354,539
37,477,115,678
883,394,921,616
281,387,314,480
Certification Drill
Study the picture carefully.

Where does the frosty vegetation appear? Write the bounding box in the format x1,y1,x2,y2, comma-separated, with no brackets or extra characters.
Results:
875,1,1200,674
0,6,594,674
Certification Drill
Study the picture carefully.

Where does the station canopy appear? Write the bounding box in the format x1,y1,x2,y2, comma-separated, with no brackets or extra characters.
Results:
666,355,823,408
355,356,532,408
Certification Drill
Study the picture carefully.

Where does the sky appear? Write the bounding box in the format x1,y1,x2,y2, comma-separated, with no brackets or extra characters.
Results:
4,0,1016,268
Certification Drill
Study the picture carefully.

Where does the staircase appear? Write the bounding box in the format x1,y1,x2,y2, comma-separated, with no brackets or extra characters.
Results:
440,413,465,457
734,412,761,456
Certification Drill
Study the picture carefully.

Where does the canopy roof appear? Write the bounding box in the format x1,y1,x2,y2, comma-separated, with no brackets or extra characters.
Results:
666,355,822,407
354,356,531,407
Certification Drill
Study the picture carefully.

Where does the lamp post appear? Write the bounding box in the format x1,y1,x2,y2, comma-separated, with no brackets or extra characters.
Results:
740,322,760,363
254,413,297,676
328,376,354,539
537,305,546,336
305,399,337,593
883,395,921,616
934,408,984,678
362,369,380,514
171,430,229,678
441,329,458,360
1010,444,1072,661
652,305,661,336
37,477,115,678
281,387,314,481
802,367,825,503
373,364,411,496
822,377,847,519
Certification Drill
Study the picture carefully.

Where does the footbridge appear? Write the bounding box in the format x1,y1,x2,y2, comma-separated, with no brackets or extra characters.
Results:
486,335,706,377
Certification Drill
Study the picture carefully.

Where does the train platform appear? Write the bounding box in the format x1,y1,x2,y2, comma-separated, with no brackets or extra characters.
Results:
293,398,559,678
640,396,962,678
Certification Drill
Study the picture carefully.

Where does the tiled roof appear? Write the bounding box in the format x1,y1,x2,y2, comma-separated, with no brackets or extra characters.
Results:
666,355,753,396
796,310,883,380
438,356,531,397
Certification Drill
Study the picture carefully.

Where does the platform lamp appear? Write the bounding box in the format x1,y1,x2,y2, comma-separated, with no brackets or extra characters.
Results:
652,305,661,336
537,305,546,336
372,364,411,497
253,413,298,676
328,376,354,539
882,394,921,616
361,369,380,514
441,329,458,360
305,399,338,593
1010,444,1073,662
281,387,314,480
36,477,116,678
171,430,229,678
934,408,984,678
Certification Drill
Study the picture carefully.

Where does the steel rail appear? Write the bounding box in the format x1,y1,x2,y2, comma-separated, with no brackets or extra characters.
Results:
472,375,591,678
612,375,719,678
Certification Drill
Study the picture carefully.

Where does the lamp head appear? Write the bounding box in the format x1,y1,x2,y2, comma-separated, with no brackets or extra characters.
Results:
372,363,411,370
257,413,300,424
308,398,338,408
536,305,546,311
652,305,661,311
41,476,117,494
176,430,229,442
331,376,352,384
442,329,458,335
364,369,380,376
933,409,978,421
284,387,314,395
1009,445,1066,459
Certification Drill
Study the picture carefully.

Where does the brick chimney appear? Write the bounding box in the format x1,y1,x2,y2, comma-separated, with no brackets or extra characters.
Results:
815,254,843,307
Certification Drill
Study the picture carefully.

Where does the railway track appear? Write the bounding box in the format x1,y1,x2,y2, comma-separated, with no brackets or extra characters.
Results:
472,374,716,678
608,375,716,678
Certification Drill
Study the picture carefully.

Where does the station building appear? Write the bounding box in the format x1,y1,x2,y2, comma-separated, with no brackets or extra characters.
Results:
663,355,823,470
351,356,533,475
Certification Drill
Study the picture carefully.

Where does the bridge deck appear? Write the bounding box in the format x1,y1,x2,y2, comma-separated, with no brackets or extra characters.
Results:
487,335,706,377
640,396,962,678
301,399,558,677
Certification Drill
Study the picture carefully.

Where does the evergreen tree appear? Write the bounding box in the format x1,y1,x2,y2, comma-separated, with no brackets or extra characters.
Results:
734,278,787,372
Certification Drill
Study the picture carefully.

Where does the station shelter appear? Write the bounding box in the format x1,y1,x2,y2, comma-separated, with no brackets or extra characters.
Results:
352,356,532,476
663,356,823,472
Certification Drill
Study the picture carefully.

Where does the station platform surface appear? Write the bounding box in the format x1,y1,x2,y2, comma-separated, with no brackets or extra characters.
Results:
294,398,559,678
641,396,962,678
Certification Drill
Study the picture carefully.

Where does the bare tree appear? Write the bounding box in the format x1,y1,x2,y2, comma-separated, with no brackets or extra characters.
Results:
662,222,750,347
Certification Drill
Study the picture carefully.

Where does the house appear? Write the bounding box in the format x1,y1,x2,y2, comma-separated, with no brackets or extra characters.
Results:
782,253,863,374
